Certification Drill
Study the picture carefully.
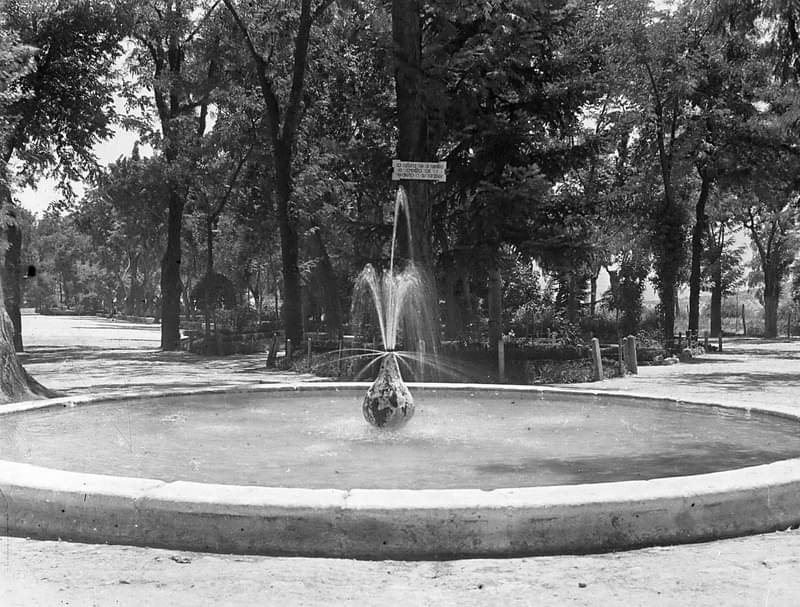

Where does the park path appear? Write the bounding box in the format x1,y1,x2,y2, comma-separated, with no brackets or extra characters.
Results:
19,314,800,410
18,314,316,395
564,335,800,411
3,314,800,606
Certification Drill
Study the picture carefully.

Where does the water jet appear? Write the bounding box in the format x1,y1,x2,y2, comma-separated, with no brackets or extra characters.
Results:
351,187,437,428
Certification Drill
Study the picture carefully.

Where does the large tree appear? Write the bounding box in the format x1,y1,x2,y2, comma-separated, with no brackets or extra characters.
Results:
1,0,128,350
596,0,733,343
128,0,223,349
0,21,53,399
222,0,334,347
76,151,167,317
743,198,799,338
681,19,766,340
427,0,598,342
703,216,745,338
392,0,433,270
720,107,800,337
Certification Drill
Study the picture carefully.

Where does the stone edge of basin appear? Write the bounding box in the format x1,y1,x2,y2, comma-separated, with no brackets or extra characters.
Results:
1,383,799,559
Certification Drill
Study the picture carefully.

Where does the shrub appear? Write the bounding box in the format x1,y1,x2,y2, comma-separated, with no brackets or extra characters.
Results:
524,358,621,383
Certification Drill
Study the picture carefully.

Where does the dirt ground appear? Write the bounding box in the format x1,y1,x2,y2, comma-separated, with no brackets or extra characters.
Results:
3,315,800,606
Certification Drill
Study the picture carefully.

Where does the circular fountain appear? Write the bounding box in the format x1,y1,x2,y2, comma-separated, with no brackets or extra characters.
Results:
3,187,800,557
2,384,800,558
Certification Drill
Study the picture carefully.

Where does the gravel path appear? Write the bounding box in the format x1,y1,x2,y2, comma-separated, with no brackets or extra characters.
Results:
3,315,800,606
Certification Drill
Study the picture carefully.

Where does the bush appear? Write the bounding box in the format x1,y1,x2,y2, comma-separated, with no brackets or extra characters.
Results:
524,358,621,383
508,304,581,343
639,305,662,335
580,312,620,342
75,295,104,315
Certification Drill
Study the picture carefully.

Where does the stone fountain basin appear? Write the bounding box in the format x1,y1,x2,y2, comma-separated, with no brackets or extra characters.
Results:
1,383,800,559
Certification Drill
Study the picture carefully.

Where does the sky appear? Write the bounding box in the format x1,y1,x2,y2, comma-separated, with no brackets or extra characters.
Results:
13,40,149,217
14,127,144,217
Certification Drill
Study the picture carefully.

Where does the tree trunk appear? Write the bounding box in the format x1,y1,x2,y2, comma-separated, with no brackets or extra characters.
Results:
443,270,463,339
275,147,303,346
160,190,184,350
3,214,22,351
710,262,722,338
487,264,503,347
763,270,780,338
655,208,683,345
0,176,48,399
688,172,710,339
0,277,53,401
206,217,214,277
462,269,474,324
126,254,139,316
392,0,440,350
589,266,599,317
392,0,433,272
307,228,342,334
141,266,152,317
396,181,433,270
646,69,684,345
566,273,579,324
203,217,214,339
659,275,677,344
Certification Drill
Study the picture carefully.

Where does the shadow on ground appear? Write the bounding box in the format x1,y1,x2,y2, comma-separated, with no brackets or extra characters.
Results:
670,356,743,365
20,347,267,372
476,440,800,484
654,371,800,392
20,347,183,364
717,349,800,358
18,344,319,397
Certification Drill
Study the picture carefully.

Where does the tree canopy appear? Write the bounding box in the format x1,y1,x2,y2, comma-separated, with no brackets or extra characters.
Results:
3,0,800,388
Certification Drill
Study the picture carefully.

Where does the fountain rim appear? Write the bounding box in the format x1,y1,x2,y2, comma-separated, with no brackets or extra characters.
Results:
2,382,800,559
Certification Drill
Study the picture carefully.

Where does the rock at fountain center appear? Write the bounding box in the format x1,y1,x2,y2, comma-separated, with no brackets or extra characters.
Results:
362,354,415,429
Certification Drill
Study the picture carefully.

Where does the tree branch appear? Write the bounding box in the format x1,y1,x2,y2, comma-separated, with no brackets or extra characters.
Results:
221,0,282,146
139,37,170,126
746,206,767,272
313,0,336,22
145,1,164,21
282,0,314,144
211,144,254,220
643,60,672,189
280,0,334,143
183,0,222,45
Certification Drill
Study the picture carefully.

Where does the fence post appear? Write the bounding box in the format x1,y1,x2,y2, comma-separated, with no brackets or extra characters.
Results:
498,338,506,383
307,336,312,370
591,337,603,381
266,333,278,368
286,338,293,362
624,335,638,375
703,330,709,351
418,338,426,382
337,337,344,375
742,304,747,336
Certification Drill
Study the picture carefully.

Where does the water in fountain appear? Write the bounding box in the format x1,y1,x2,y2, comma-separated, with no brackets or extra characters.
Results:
351,187,438,428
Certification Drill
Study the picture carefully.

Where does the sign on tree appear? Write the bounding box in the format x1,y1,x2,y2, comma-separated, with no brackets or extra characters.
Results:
391,160,447,182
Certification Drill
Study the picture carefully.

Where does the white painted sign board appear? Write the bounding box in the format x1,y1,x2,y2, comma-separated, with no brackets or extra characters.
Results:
392,160,447,182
